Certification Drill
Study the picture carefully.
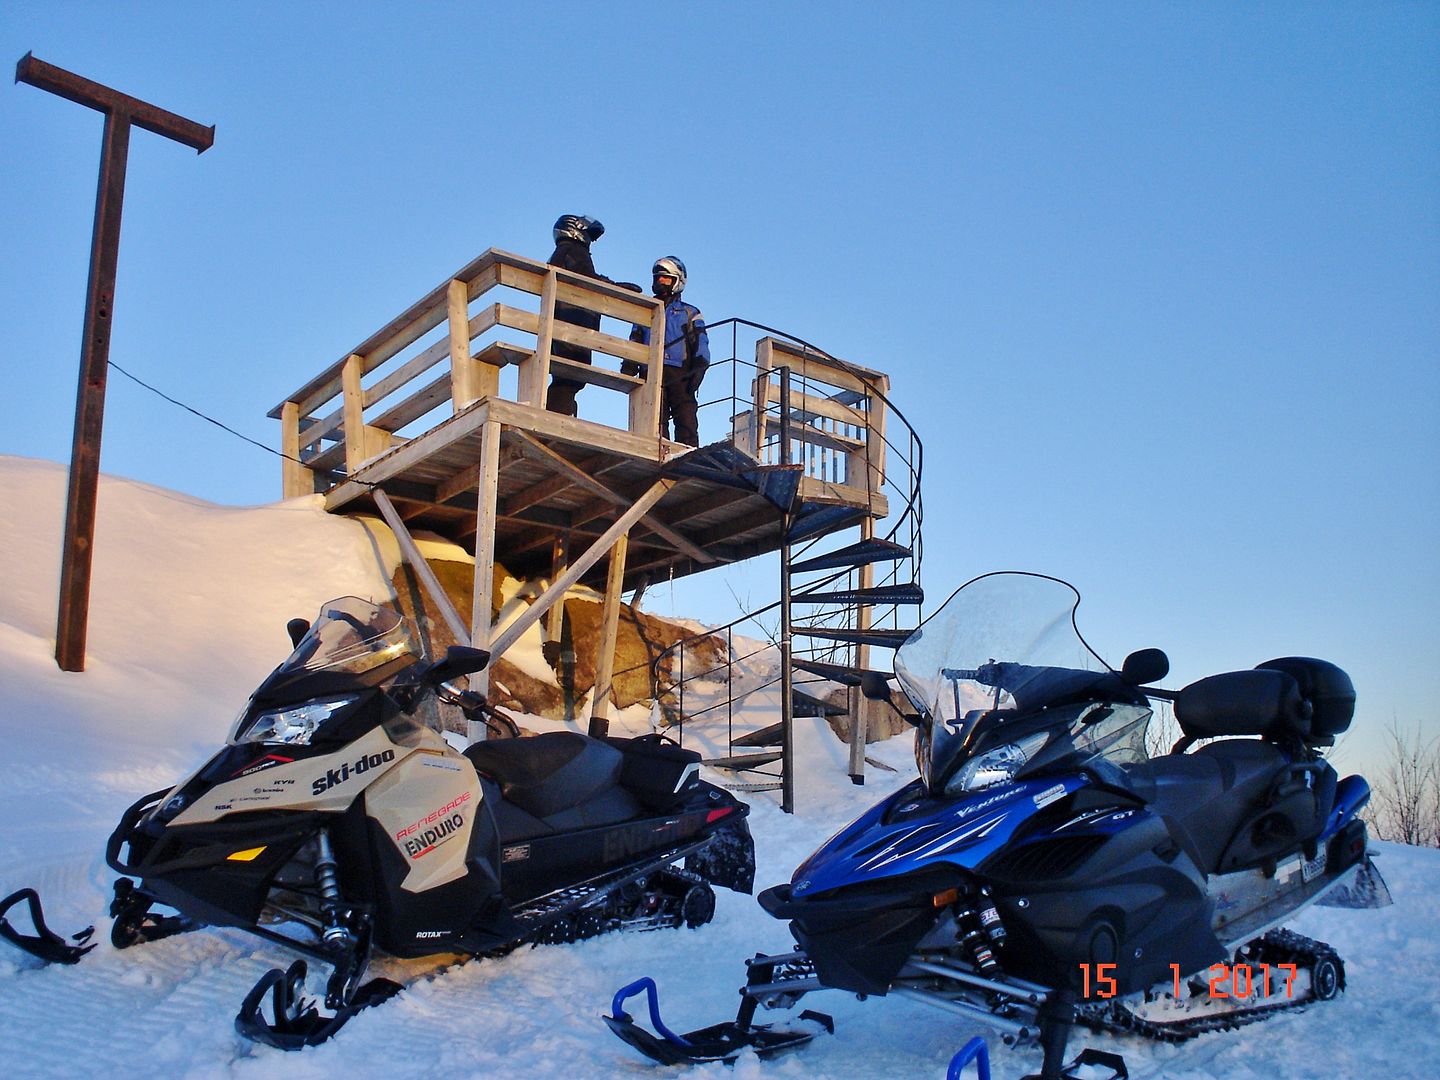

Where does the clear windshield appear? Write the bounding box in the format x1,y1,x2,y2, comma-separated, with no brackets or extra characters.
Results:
278,597,421,678
894,573,1150,795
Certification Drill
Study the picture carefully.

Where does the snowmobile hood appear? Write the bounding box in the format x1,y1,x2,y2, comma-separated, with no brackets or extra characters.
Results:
788,774,1087,899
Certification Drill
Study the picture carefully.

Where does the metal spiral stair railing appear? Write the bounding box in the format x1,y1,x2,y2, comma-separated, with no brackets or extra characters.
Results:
645,320,923,811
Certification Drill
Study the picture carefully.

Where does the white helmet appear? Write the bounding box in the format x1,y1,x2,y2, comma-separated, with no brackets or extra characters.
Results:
651,256,687,298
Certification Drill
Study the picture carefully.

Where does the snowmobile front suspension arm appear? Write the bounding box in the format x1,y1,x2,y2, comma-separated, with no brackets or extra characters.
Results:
0,888,95,965
235,959,401,1051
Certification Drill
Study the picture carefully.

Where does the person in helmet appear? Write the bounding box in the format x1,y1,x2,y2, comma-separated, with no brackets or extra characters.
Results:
545,214,609,416
626,256,710,446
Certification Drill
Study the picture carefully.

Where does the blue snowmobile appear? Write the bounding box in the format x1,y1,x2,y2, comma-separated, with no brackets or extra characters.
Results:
604,572,1390,1079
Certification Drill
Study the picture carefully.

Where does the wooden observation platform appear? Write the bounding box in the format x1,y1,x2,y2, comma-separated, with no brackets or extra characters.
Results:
269,248,898,741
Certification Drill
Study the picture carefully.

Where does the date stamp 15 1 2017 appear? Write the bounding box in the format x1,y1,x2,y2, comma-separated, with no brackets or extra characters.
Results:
1078,962,1300,1000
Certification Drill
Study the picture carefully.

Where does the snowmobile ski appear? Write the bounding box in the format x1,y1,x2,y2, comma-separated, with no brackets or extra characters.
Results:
0,888,95,965
604,973,833,1066
235,959,402,1050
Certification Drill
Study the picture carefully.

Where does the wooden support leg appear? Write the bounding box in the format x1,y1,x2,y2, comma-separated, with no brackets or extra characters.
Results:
468,420,502,741
588,532,630,738
372,490,470,645
543,533,569,670
485,478,673,665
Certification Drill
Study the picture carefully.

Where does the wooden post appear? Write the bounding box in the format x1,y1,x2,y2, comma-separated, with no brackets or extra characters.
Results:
469,418,502,727
630,300,666,437
16,53,214,672
279,400,310,498
848,518,875,784
448,277,495,408
588,532,630,737
545,533,568,664
341,354,369,472
518,267,557,406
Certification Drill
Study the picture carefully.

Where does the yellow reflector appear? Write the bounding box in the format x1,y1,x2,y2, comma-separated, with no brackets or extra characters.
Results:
227,847,267,862
932,887,960,909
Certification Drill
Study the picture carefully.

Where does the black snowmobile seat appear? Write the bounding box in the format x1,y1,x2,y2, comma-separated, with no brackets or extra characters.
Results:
1173,668,1310,743
464,732,630,819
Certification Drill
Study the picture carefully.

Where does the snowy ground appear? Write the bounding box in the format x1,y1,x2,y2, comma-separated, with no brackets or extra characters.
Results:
1,455,1437,1079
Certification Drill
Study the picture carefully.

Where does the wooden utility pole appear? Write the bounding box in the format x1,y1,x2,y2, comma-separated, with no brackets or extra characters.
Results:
15,53,214,671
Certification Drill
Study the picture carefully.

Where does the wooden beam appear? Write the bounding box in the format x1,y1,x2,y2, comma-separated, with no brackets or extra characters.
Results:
517,268,557,406
372,490,470,645
546,533,569,652
485,479,675,665
588,531,629,738
469,419,502,725
509,432,715,564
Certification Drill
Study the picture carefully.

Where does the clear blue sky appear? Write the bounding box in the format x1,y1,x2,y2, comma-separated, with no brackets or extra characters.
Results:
3,2,1436,777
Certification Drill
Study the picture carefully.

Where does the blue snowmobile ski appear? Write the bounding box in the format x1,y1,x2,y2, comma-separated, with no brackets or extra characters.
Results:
604,572,1390,1079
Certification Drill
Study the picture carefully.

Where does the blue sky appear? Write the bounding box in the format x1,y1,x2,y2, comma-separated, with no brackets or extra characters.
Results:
2,2,1436,776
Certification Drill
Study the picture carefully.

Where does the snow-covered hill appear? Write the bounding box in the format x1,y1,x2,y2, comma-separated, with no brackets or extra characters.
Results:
1,455,1436,1079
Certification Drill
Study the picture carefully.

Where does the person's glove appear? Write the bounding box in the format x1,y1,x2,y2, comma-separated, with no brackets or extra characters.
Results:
616,281,644,293
684,360,709,393
621,361,644,378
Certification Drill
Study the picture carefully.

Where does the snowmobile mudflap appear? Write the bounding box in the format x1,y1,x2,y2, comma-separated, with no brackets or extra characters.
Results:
235,959,402,1050
604,976,833,1065
0,888,96,965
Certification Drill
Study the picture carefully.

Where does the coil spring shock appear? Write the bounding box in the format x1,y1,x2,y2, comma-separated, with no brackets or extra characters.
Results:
956,886,1008,974
314,829,354,948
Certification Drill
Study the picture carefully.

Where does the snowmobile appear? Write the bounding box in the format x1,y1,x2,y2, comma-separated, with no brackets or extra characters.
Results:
0,596,754,1049
604,572,1389,1079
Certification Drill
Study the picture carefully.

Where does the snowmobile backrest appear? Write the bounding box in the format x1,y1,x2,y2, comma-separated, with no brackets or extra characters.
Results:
604,735,704,811
1255,657,1355,741
1174,668,1309,742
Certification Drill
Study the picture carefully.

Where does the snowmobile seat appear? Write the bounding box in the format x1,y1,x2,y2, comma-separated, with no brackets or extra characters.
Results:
1173,668,1309,743
464,733,642,829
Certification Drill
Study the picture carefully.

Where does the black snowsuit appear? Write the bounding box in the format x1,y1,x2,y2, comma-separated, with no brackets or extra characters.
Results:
545,238,607,416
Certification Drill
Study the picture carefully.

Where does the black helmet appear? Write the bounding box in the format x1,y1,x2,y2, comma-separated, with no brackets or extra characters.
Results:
652,255,687,298
553,214,605,244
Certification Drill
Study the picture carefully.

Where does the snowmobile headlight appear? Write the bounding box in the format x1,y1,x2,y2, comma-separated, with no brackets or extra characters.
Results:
235,696,359,746
947,732,1049,794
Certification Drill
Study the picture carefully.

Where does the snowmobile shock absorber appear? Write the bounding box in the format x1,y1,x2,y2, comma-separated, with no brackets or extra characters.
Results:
314,830,354,949
977,887,1007,947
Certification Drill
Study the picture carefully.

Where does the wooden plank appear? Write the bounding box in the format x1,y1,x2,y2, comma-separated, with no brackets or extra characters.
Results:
371,373,453,433
510,432,715,564
497,303,652,364
587,531,629,737
632,298,666,436
449,278,492,408
474,341,530,367
546,534,568,652
495,259,660,323
546,356,643,393
787,387,868,429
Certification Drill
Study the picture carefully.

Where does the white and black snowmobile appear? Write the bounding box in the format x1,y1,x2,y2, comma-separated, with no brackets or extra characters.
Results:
0,597,754,1049
603,572,1390,1079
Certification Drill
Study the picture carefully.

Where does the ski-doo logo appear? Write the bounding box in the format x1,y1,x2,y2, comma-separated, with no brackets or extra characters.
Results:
395,792,472,842
402,814,465,859
310,749,396,795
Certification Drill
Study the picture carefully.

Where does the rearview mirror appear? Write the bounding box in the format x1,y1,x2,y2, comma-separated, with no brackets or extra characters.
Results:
1121,648,1169,687
286,618,310,649
422,645,491,685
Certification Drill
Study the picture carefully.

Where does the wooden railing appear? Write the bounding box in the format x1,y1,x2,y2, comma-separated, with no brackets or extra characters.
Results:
268,248,667,497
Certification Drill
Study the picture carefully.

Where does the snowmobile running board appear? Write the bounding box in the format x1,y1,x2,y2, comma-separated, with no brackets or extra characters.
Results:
604,975,833,1066
0,888,96,965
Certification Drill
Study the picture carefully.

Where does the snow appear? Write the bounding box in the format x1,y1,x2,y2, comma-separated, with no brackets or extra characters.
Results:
1,453,1438,1079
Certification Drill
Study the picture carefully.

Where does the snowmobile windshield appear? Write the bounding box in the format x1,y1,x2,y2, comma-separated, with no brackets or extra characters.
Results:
894,573,1147,796
278,597,421,678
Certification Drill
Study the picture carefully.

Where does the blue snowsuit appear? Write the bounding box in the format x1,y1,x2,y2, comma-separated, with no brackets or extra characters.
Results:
630,299,710,445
